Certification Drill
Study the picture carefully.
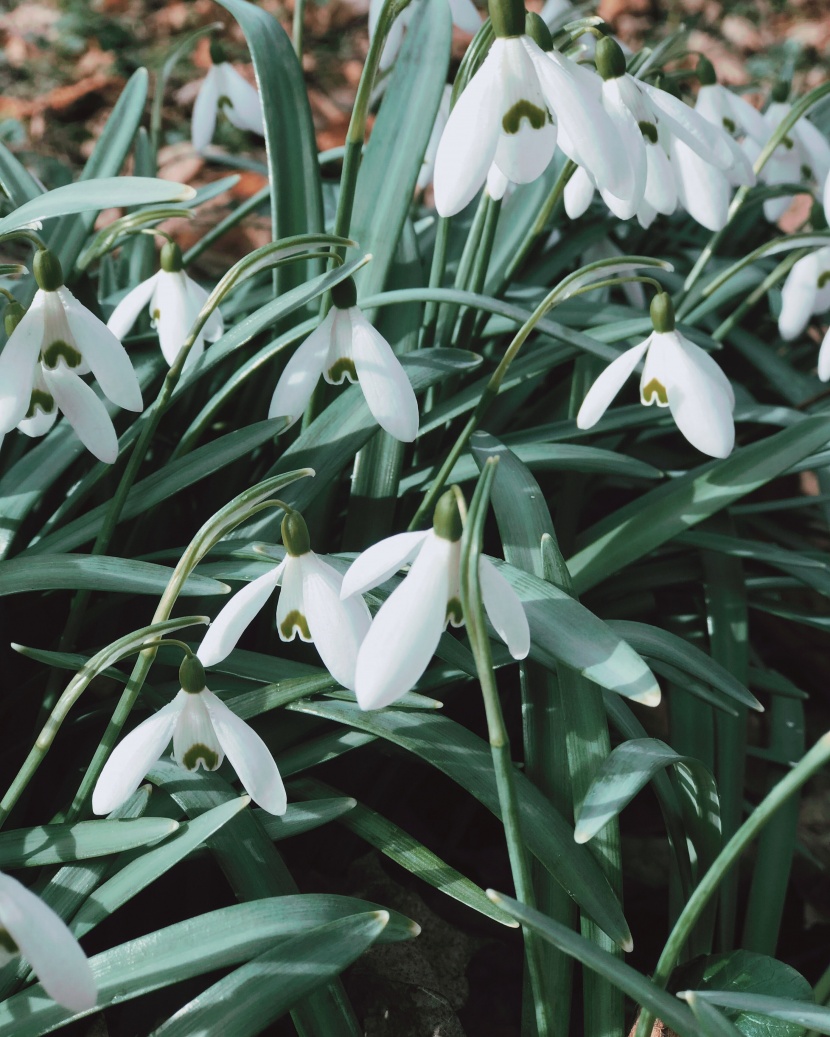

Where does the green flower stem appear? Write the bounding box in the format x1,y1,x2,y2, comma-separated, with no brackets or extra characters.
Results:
633,731,830,1037
499,160,575,290
460,460,554,1037
420,215,451,351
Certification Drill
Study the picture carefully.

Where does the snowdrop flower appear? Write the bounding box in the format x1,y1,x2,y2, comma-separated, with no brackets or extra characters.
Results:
434,10,633,218
0,870,96,1011
198,510,372,692
778,246,830,381
268,277,419,442
370,0,481,72
577,292,735,458
93,654,286,816
0,250,143,463
342,491,530,710
695,59,769,151
107,242,223,372
192,42,265,152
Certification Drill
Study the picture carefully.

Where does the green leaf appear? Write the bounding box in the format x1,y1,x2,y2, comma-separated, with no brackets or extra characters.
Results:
147,913,390,1037
568,415,830,594
684,993,746,1037
286,699,632,950
0,177,195,236
255,797,358,841
0,555,226,597
683,993,830,1035
0,818,177,869
0,140,43,207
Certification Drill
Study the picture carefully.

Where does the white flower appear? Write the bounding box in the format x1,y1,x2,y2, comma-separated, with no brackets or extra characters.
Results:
341,492,530,710
418,86,452,192
0,870,96,1012
433,24,633,218
268,278,419,442
576,292,735,458
198,511,372,692
695,79,769,149
0,251,142,464
92,655,286,816
778,246,830,381
107,242,223,371
192,51,265,152
370,0,481,72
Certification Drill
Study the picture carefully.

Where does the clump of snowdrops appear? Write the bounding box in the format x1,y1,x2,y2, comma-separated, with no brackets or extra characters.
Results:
0,0,829,1032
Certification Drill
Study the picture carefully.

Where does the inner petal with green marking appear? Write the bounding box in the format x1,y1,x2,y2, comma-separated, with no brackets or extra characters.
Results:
502,99,549,135
181,743,221,771
638,120,658,144
42,341,83,369
26,389,55,419
327,357,358,384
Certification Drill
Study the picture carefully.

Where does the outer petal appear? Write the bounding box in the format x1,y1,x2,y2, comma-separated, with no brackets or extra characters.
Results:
59,288,143,412
268,311,335,428
349,309,420,442
818,325,830,382
479,556,530,659
564,165,596,219
0,873,96,1012
45,367,119,464
341,530,431,599
795,116,830,185
106,273,160,340
434,43,503,216
202,689,287,814
92,697,182,814
779,253,820,340
0,293,45,433
576,337,652,429
824,167,830,228
639,80,733,170
302,554,372,690
486,163,510,200
354,532,453,710
644,141,677,216
192,65,220,151
722,86,769,144
185,275,223,341
671,137,729,232
151,270,193,366
197,565,282,666
221,64,265,136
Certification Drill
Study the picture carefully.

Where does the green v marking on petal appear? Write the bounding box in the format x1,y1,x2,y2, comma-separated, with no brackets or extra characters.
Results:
641,378,668,405
502,100,549,135
26,389,55,419
182,744,220,771
818,272,830,289
327,357,357,384
42,341,82,369
280,609,311,640
0,928,18,955
638,121,658,144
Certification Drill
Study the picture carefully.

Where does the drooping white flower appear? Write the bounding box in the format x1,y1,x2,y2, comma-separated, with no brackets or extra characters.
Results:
192,43,265,152
0,870,96,1012
418,86,452,192
0,250,143,463
369,0,481,72
93,654,285,816
576,292,735,458
341,491,530,710
433,15,633,218
268,277,419,442
198,510,372,692
777,246,830,381
107,242,223,372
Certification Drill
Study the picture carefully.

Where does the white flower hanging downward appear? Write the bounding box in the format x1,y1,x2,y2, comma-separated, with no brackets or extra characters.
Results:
0,250,143,463
342,491,530,710
576,292,735,458
0,870,96,1012
269,277,419,442
93,653,286,816
192,41,265,152
198,510,372,692
107,241,223,372
777,246,830,381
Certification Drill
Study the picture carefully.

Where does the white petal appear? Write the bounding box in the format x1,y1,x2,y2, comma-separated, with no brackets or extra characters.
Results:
341,530,430,598
818,326,830,382
302,553,372,690
349,309,420,442
418,86,451,190
45,367,119,464
492,39,557,186
354,532,453,710
277,556,313,642
486,162,509,200
0,873,96,1012
644,142,677,216
639,80,733,170
719,86,769,144
479,557,530,659
434,43,503,216
173,692,224,771
220,64,265,136
564,165,596,219
202,689,287,814
268,311,334,429
17,368,57,438
185,276,223,341
576,337,651,429
59,288,143,412
671,137,730,231
779,253,820,340
92,697,182,814
197,565,282,667
152,271,193,367
192,65,221,151
824,168,830,228
795,116,830,185
106,273,160,341
447,0,482,34
0,294,45,433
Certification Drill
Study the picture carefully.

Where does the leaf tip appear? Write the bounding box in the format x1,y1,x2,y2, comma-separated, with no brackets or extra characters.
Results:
621,934,634,953
573,827,591,844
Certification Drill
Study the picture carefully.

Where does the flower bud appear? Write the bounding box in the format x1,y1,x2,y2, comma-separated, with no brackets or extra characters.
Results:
282,510,311,557
650,292,676,333
160,240,184,273
432,490,463,542
524,12,552,51
488,0,525,39
596,36,627,80
179,654,206,694
331,276,357,310
3,301,25,336
33,249,64,293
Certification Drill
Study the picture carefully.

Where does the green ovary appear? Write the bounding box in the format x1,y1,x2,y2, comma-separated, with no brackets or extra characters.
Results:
182,744,220,771
42,340,82,369
502,100,548,134
280,609,311,640
641,378,668,405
